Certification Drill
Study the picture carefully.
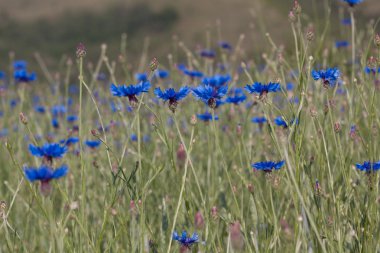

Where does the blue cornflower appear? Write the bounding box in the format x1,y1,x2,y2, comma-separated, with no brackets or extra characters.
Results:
274,117,298,128
13,60,27,70
200,49,216,58
197,112,219,121
135,73,148,83
66,115,78,123
364,67,380,75
10,99,18,108
51,105,67,117
183,69,204,78
154,86,191,112
355,161,380,173
52,118,60,129
110,82,151,105
225,88,246,105
29,143,68,160
84,140,101,149
34,105,46,114
14,69,36,83
252,160,285,172
312,68,340,87
192,84,228,109
286,82,295,91
202,74,231,87
60,137,79,146
24,165,68,182
335,41,349,48
218,41,232,50
155,69,169,79
245,82,281,99
252,117,267,124
343,0,363,7
130,134,138,142
0,71,5,79
172,231,199,249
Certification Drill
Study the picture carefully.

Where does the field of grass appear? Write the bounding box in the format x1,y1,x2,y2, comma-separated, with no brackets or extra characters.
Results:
1,0,380,252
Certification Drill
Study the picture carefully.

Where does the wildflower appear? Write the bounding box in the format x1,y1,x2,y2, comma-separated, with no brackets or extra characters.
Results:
183,69,203,78
311,68,340,88
200,49,216,58
52,118,60,129
130,134,138,142
335,41,349,48
84,140,101,149
34,105,46,114
252,160,285,172
364,67,380,75
76,43,86,58
225,88,247,105
192,84,228,109
24,165,68,195
155,69,169,79
60,137,79,146
172,231,199,249
51,105,67,117
252,117,267,129
343,0,363,7
355,161,380,173
202,74,231,87
218,41,232,50
66,115,78,123
135,73,148,83
245,82,281,99
14,69,36,83
110,82,151,106
154,86,191,113
29,143,68,162
13,60,27,70
197,112,219,122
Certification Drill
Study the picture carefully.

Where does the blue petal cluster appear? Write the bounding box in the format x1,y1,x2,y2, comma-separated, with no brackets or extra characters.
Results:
29,143,68,159
343,0,363,6
252,160,285,171
24,165,68,182
197,112,219,121
225,88,247,105
192,84,228,108
312,68,340,87
172,231,199,248
202,74,231,87
154,87,191,112
84,140,102,149
252,117,267,124
245,82,281,97
355,161,380,172
110,82,151,104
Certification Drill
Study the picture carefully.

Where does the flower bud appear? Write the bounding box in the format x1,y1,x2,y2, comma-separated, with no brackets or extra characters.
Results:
76,43,86,58
19,112,28,125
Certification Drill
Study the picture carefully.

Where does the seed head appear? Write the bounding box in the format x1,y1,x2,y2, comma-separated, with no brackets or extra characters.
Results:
76,43,86,58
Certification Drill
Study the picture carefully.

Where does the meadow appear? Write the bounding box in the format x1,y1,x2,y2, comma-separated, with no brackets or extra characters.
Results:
1,0,380,252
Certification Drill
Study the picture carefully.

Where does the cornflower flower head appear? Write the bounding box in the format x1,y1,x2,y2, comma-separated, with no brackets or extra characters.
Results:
52,118,60,129
155,69,169,79
197,112,219,122
312,68,340,88
192,84,228,109
172,231,199,249
364,67,380,75
335,41,349,48
274,116,298,128
51,105,67,117
245,82,281,100
343,0,363,7
84,140,101,149
24,165,68,195
252,116,267,124
154,86,191,113
110,81,151,106
202,74,231,87
200,49,216,58
13,60,27,70
252,160,285,172
14,69,36,83
225,88,247,105
34,105,46,114
183,69,203,78
29,143,68,164
355,161,380,173
66,115,78,123
134,73,148,83
218,41,232,51
60,137,79,146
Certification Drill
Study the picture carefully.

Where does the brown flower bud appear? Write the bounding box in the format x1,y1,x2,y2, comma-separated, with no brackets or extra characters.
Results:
76,43,86,58
19,112,28,125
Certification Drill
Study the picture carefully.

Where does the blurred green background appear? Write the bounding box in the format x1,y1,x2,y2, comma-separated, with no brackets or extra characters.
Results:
0,0,379,66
